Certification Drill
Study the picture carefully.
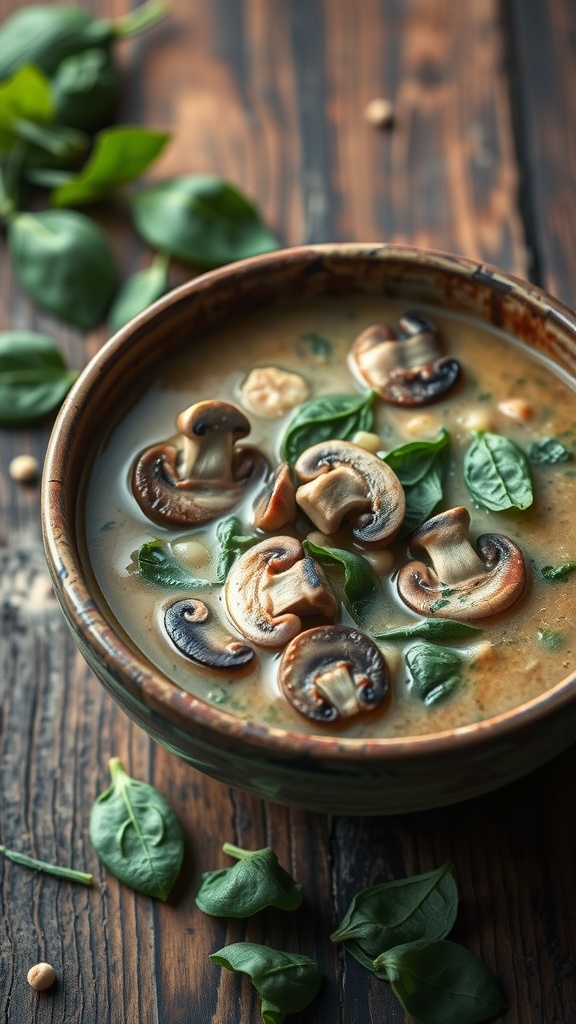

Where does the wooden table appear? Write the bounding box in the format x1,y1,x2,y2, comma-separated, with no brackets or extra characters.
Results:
2,1,576,1021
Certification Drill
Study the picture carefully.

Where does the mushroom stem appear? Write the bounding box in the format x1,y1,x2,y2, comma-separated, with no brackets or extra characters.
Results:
412,508,486,585
295,464,371,534
265,557,338,618
314,661,361,718
179,432,235,482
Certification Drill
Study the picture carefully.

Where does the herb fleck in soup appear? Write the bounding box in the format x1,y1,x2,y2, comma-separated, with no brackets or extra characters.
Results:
84,297,576,738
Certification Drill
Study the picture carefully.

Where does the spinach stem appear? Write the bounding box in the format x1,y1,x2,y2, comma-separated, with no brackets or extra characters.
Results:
0,843,93,885
222,842,255,861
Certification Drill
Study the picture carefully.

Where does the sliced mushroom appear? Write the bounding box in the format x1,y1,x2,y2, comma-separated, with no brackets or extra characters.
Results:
164,598,255,669
240,366,310,418
294,440,405,547
278,625,389,722
397,506,527,620
224,535,337,648
351,312,460,406
253,462,297,530
132,400,268,527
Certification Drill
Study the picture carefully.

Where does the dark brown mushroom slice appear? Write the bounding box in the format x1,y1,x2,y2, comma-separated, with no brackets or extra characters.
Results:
351,312,460,406
164,598,255,669
224,535,337,648
253,462,297,530
294,440,405,547
397,506,527,620
132,400,268,528
278,624,389,722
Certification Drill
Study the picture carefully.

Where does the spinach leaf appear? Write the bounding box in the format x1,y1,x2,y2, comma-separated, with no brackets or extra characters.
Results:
405,642,464,705
302,539,382,626
373,619,481,642
374,939,507,1024
540,561,576,581
331,864,457,972
131,175,280,268
538,629,565,651
281,390,376,464
8,209,117,328
52,46,120,132
196,841,303,918
216,516,259,582
12,118,86,161
108,253,169,334
137,539,214,588
463,431,533,512
0,331,78,424
89,757,184,900
526,437,571,465
51,126,171,207
400,465,444,536
209,942,322,1024
383,428,450,486
0,843,92,885
0,65,53,152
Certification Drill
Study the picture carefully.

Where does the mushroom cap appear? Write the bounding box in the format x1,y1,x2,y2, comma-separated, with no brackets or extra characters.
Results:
224,535,337,648
164,598,255,669
351,314,460,406
278,624,389,722
132,399,268,528
397,507,527,620
294,440,405,547
176,400,251,441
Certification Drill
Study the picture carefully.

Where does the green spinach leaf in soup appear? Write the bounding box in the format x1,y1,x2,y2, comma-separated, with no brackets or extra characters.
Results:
463,431,533,512
281,390,376,464
302,539,383,626
405,642,464,705
372,618,481,642
382,429,449,535
137,539,214,588
526,437,571,465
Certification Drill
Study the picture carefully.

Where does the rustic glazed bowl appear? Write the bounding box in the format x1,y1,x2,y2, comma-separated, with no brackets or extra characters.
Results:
42,244,576,815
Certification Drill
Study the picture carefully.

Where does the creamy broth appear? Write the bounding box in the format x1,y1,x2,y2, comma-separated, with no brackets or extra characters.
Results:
85,297,576,738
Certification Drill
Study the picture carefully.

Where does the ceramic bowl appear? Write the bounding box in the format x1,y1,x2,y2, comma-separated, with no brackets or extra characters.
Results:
42,244,576,815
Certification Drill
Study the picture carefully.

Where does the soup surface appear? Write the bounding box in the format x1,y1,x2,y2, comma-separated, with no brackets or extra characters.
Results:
85,296,576,738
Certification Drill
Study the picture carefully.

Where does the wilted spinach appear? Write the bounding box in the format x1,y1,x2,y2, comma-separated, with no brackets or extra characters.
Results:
331,864,457,972
209,942,322,1024
405,642,464,704
0,330,78,424
526,437,571,465
8,209,118,328
0,843,92,885
540,561,576,581
89,757,184,901
302,538,383,626
374,938,507,1024
131,175,280,268
281,390,376,464
196,842,303,918
216,516,259,582
373,618,481,642
108,252,170,334
137,539,214,588
463,431,533,512
382,428,449,535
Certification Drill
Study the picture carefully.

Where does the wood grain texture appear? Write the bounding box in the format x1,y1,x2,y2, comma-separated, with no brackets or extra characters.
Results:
1,1,576,1022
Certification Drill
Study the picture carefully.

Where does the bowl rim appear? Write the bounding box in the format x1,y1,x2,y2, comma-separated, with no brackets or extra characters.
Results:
42,241,576,763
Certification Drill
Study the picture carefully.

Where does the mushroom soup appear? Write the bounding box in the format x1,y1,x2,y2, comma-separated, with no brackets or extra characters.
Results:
84,297,576,738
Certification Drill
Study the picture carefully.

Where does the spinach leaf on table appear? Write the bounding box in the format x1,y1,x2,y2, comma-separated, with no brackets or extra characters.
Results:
196,842,303,918
405,642,464,705
374,938,507,1024
0,843,92,885
281,390,376,464
0,65,54,152
131,175,280,268
52,46,121,132
8,209,117,328
463,430,533,512
0,331,78,425
108,252,170,334
210,942,322,1024
51,126,171,207
89,757,184,901
331,863,457,972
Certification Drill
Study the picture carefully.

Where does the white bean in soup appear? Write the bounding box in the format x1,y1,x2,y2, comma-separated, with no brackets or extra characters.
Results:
84,297,576,739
